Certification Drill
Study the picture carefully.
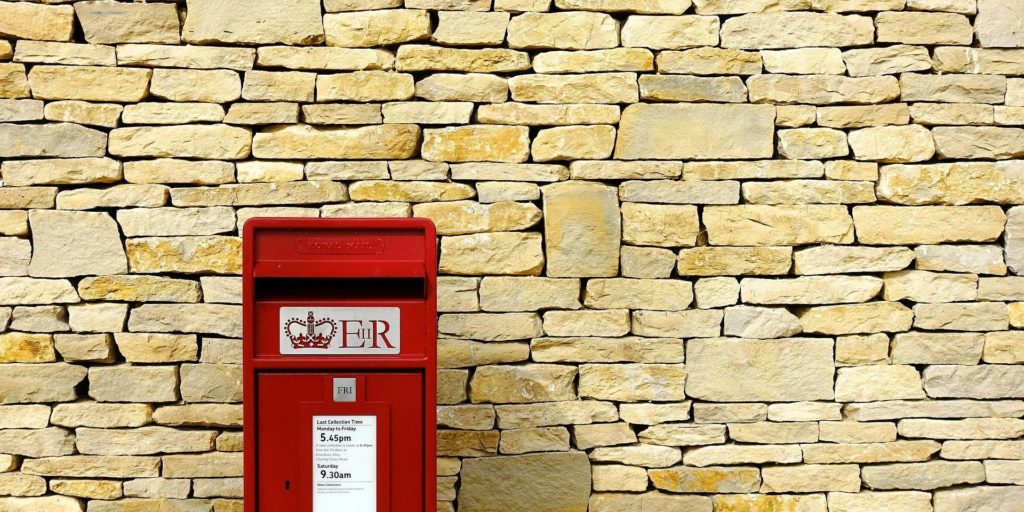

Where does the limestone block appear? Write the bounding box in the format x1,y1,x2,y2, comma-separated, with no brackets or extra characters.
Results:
848,125,935,163
439,313,541,341
533,48,654,73
439,232,544,276
111,125,250,160
640,75,746,102
678,247,792,276
892,332,984,365
687,338,834,401
656,47,762,75
899,418,1024,440
255,46,390,71
439,339,528,368
78,276,201,303
115,334,198,363
684,444,803,467
741,276,881,305
934,127,1024,159
302,104,381,125
761,464,860,493
0,99,42,122
162,452,242,478
695,278,740,309
721,12,873,49
618,180,740,205
742,180,875,205
844,400,1024,421
0,2,74,41
883,270,978,303
433,11,510,46
835,365,925,402
117,207,235,237
819,421,896,443
76,427,215,456
914,302,1009,331
615,103,774,159
649,466,761,493
459,453,590,512
571,161,680,180
252,124,418,160
13,41,115,66
592,465,647,492
0,497,82,511
28,65,150,103
180,363,242,402
151,404,241,428
418,73,508,103
778,128,848,159
382,101,473,125
499,426,569,454
509,73,639,103
53,334,115,363
0,123,106,158
324,10,430,48
89,365,178,403
984,331,1024,363
349,181,469,202
317,71,414,102
853,206,1007,245
694,403,768,424
573,423,637,450
621,203,698,247
127,236,240,275
545,309,630,337
397,45,530,73
817,104,911,128
422,125,529,163
687,160,823,180
934,487,1024,512
877,12,973,44
578,364,687,402
584,278,692,311
748,75,900,104
532,125,615,162
704,205,854,246
183,0,324,45
862,461,985,490
622,15,718,49
828,491,933,512
843,45,932,76
0,63,29,98
508,12,619,50
451,163,567,182
556,0,691,13
543,181,619,277
127,304,242,337
28,210,126,278
878,162,1024,205
631,310,723,338
619,403,691,425
802,441,940,464
479,277,579,311
438,277,480,313
76,2,179,44
900,73,1006,103
479,104,619,126
620,246,677,279
124,160,234,186
723,306,802,339
640,424,726,446
976,0,1024,47
590,444,682,467
470,364,576,404
495,401,618,429
799,302,913,335
924,365,1024,398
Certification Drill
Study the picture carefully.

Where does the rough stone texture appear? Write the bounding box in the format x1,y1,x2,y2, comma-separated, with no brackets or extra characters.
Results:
0,1,1022,509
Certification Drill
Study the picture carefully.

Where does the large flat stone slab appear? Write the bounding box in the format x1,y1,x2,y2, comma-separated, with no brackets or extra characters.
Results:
614,103,775,160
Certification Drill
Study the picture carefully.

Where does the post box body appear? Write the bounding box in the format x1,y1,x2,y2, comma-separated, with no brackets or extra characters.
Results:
243,218,437,512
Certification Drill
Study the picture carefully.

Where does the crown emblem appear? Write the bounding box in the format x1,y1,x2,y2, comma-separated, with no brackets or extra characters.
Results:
284,311,337,349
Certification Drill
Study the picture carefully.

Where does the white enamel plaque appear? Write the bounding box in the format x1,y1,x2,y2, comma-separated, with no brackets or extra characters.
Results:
280,307,400,355
313,415,376,512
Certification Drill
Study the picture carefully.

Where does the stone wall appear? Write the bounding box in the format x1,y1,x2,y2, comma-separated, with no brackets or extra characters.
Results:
1,0,1023,510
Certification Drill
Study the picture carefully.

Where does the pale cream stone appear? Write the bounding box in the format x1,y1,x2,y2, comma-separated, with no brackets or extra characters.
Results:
543,181,620,278
397,45,530,73
640,75,747,102
256,46,391,71
571,161,680,180
534,48,654,74
657,47,762,75
152,404,241,428
532,125,615,161
117,207,235,237
619,403,691,425
915,245,1007,275
124,160,233,186
0,237,29,276
53,334,114,363
914,102,994,125
899,418,1024,440
803,441,941,464
640,424,727,446
0,2,74,41
796,245,911,274
762,48,845,74
50,478,122,500
817,104,911,129
121,103,224,125
976,0,1024,47
879,162,1024,205
414,201,539,235
729,422,818,444
440,339,529,368
843,46,932,77
767,402,842,422
762,464,860,493
847,125,935,163
621,203,698,248
579,364,687,402
224,101,302,125
119,44,255,70
459,453,591,512
891,332,983,365
114,333,197,363
704,205,854,246
748,75,900,105
324,9,430,48
984,331,1024,363
721,12,872,49
650,466,760,493
742,276,881,305
592,465,647,492
477,182,539,203
253,124,418,160
935,486,1024,512
620,246,677,279
632,310,722,338
695,277,740,309
235,162,303,183
900,73,1007,103
826,161,879,181
589,278,692,309
422,125,529,163
687,160,823,180
828,491,932,512
121,477,191,499
13,41,115,67
877,11,973,44
28,65,150,103
382,102,473,125
799,302,914,335
126,236,240,275
433,11,509,46
810,0,903,9
853,206,1007,244
75,1,179,44
0,99,42,122
78,276,200,303
302,104,381,125
440,232,544,276
557,0,691,12
76,426,215,456
0,63,29,99
317,71,414,102
534,337,683,364
724,306,802,339
778,128,849,159
688,338,833,402
678,247,792,276
835,365,925,402
183,0,323,45
935,127,1024,159
349,181,471,202
417,73,508,103
615,103,774,159
128,304,242,337
883,270,978,303
863,461,985,490
694,403,768,424
742,180,874,205
591,492,713,512
508,12,619,50
179,363,241,403
28,210,126,278
110,125,250,160
544,309,630,337
478,277,578,312
819,422,897,443
0,497,81,511
775,105,817,127
509,72,639,104
470,364,576,404
590,444,682,468
499,426,569,454
162,452,242,478
495,400,618,429
685,444,802,467
924,365,1024,398
240,71,314,103
618,180,740,205
621,15,719,49
915,302,1010,331
451,163,567,182
0,123,106,158
65,303,125,333
846,400,1024,422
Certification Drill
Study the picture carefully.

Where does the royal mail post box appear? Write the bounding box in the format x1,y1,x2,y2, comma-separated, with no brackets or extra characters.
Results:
242,218,437,512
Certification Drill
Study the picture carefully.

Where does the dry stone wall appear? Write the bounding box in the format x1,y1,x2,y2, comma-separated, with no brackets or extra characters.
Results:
0,0,1023,510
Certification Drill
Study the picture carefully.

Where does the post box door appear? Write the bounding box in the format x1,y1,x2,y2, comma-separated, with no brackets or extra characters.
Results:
256,372,424,511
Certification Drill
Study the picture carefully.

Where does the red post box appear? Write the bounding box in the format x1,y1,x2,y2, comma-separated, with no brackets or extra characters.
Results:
242,218,437,512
